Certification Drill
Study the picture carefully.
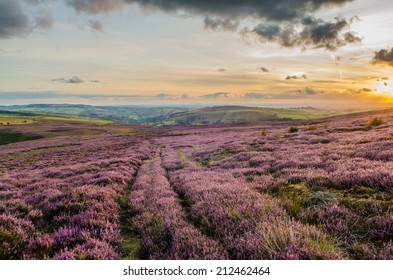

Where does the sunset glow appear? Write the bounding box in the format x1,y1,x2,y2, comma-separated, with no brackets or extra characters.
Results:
1,0,393,109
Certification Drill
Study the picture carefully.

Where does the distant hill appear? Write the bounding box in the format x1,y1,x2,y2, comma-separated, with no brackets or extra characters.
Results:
0,104,187,124
2,104,390,126
154,106,333,125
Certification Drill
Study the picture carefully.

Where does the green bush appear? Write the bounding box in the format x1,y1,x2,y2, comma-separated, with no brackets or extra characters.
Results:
367,117,383,127
288,126,298,133
306,125,318,131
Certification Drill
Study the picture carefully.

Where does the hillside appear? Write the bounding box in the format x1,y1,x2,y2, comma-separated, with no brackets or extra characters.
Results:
157,105,335,125
1,109,392,260
0,104,345,125
0,104,188,124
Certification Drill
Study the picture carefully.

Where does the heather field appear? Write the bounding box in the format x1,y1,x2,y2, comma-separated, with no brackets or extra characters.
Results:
1,112,392,260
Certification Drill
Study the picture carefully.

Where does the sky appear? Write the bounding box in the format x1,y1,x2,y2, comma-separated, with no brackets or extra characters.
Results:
1,0,393,108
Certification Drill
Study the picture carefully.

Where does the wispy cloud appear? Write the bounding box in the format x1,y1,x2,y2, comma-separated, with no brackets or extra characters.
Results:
89,19,104,32
51,76,83,83
200,92,230,99
34,9,53,29
285,74,307,80
258,67,269,73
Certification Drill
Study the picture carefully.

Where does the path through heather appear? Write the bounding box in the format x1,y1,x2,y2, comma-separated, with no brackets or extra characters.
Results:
127,154,227,259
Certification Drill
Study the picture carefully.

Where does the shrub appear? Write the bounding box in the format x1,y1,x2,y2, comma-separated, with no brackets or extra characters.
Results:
260,130,267,137
306,125,318,131
288,126,298,133
367,117,383,128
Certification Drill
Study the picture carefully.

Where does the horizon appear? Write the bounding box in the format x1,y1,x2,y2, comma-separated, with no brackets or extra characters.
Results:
1,1,393,109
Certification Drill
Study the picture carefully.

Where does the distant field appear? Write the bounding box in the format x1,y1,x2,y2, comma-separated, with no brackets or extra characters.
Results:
0,131,43,145
0,115,111,126
0,116,37,125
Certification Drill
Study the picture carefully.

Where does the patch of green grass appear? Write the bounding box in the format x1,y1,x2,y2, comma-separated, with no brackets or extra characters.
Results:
176,149,186,161
0,116,36,125
119,186,142,260
120,237,142,260
197,148,233,166
39,117,110,125
0,131,43,145
277,113,326,120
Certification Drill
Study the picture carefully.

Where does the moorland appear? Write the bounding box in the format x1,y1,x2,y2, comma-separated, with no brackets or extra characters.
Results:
0,105,392,259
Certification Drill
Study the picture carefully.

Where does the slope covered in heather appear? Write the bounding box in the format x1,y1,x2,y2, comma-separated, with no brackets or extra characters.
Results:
0,110,392,259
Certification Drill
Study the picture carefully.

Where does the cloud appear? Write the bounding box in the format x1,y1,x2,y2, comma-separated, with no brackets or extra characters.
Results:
89,19,104,32
243,92,271,99
285,74,308,80
296,87,319,95
51,76,84,83
126,0,358,50
180,94,189,99
126,1,353,21
24,0,48,4
35,9,54,29
65,0,125,15
200,92,230,99
372,48,393,67
155,93,173,99
0,91,72,100
204,16,238,32
217,68,227,72
90,79,100,83
243,87,321,100
0,0,30,39
249,16,360,51
258,67,269,73
3,1,360,50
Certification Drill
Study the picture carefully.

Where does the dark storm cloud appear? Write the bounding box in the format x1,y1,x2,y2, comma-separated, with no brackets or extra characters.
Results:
200,92,230,99
126,1,353,21
372,48,393,67
0,0,30,39
285,74,307,80
51,76,84,83
250,16,360,51
125,0,359,50
3,1,360,50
